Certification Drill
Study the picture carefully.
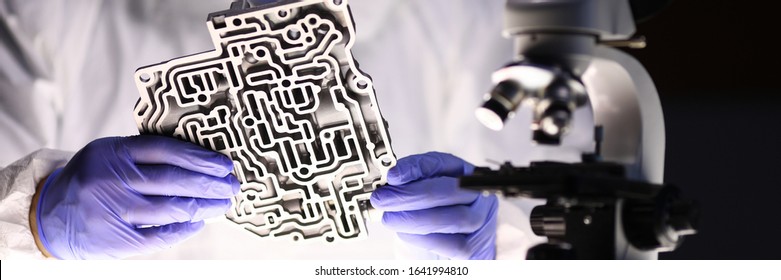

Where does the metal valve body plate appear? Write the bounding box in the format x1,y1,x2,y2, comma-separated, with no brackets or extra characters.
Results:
133,0,395,243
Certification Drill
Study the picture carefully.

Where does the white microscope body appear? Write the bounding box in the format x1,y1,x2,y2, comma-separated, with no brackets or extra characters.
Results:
473,0,675,259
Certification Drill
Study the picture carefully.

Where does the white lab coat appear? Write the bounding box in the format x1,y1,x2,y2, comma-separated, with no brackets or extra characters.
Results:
0,0,599,260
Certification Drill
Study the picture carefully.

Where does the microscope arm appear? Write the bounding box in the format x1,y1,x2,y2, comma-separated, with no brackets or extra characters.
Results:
585,45,665,184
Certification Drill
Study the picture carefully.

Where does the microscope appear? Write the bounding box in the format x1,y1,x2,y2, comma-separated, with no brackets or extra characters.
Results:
460,0,699,259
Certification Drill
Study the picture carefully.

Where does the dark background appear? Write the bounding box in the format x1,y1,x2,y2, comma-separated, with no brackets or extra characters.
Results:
625,0,781,259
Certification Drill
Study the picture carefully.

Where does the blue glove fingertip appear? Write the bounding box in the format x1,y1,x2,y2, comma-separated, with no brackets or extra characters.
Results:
369,188,387,209
369,185,405,210
221,154,235,171
228,174,241,195
192,220,206,230
387,161,418,185
215,199,233,216
212,154,235,177
386,166,404,185
463,162,475,176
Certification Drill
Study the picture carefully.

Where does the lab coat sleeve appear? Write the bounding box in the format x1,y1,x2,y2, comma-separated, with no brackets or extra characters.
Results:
0,149,73,259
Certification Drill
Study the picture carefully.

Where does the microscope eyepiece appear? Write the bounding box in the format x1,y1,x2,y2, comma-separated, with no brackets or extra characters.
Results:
476,81,523,131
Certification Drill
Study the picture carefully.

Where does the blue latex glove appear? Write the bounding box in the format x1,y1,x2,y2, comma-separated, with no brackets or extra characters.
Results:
370,152,499,260
35,136,240,260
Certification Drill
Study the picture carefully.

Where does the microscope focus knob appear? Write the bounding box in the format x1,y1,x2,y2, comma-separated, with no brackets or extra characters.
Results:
622,186,700,252
530,205,566,237
526,243,576,260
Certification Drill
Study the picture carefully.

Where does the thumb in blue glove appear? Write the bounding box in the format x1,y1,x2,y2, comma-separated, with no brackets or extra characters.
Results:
33,136,240,260
370,152,498,260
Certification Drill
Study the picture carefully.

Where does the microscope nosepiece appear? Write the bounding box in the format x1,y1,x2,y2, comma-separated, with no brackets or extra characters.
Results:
477,63,587,145
540,108,571,136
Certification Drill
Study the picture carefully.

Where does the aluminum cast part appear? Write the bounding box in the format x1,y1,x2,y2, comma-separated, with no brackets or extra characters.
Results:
133,0,395,243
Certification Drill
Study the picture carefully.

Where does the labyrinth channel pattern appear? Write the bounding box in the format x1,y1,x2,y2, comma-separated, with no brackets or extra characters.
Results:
133,0,395,243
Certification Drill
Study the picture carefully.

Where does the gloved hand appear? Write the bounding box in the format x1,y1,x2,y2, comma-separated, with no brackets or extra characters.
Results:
33,136,240,260
370,152,498,260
